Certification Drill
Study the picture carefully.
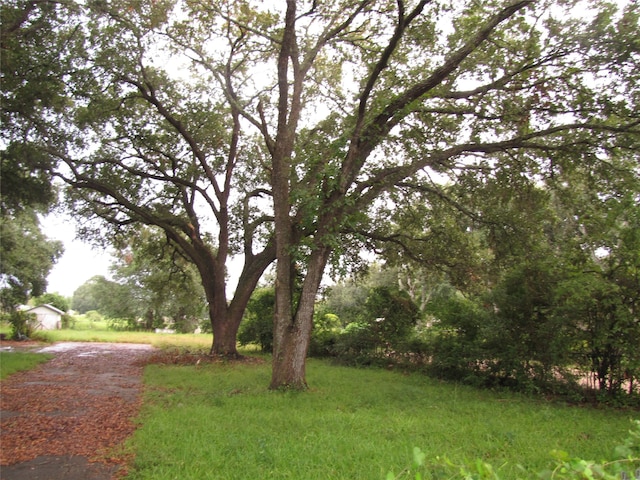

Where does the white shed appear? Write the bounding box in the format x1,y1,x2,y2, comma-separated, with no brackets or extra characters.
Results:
26,304,65,330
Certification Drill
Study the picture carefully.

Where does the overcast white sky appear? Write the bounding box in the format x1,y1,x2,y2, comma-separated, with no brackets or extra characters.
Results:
41,213,114,298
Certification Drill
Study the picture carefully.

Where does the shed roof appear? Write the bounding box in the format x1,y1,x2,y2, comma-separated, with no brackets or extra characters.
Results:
26,304,65,315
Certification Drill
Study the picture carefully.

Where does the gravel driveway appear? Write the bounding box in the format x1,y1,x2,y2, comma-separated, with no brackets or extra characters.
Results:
0,342,155,480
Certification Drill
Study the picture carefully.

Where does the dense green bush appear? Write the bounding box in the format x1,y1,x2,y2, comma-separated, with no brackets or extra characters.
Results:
60,313,74,329
5,310,36,339
308,312,342,356
365,286,420,348
423,292,487,382
238,287,275,352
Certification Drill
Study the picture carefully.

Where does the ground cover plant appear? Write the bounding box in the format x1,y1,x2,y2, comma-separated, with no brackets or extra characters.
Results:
126,357,638,479
0,352,52,379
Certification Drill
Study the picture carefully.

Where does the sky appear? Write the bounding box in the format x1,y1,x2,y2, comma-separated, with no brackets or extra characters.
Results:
41,213,114,298
41,212,249,299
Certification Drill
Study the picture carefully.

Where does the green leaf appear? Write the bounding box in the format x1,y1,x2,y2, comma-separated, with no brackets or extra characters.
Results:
412,447,426,468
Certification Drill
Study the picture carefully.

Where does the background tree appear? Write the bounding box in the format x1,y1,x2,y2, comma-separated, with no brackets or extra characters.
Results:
1,1,77,336
110,228,208,332
5,0,276,355
379,145,639,396
32,292,70,313
71,276,106,314
71,275,132,319
0,211,63,310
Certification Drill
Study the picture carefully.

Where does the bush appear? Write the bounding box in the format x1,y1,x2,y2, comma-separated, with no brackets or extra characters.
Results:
309,313,342,357
333,321,376,357
6,310,36,340
238,287,274,352
85,310,104,325
107,317,137,331
364,286,419,349
424,293,487,382
61,313,74,329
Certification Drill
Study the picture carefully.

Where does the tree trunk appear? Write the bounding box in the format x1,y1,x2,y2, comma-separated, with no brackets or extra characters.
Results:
210,305,242,356
270,246,331,390
270,321,311,389
201,244,276,357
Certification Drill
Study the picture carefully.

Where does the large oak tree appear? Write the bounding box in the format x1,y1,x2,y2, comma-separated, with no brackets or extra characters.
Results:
4,0,638,387
266,0,639,388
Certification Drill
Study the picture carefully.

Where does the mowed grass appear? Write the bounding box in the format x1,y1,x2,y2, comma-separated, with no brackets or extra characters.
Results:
126,358,637,479
0,352,53,379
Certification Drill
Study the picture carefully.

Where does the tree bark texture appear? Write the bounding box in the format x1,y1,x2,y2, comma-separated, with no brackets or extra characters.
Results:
270,246,331,389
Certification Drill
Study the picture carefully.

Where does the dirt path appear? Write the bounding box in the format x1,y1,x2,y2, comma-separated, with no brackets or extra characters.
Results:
0,342,155,480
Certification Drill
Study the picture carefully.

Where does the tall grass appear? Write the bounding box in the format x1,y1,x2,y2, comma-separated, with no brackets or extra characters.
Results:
32,328,213,349
126,358,636,479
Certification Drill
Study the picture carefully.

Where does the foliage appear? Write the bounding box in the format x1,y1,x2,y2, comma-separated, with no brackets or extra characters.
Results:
1,1,68,317
0,210,63,310
32,292,70,313
334,286,420,356
71,277,103,314
365,287,419,344
555,270,640,397
0,0,74,216
480,259,573,390
422,290,488,382
110,228,207,333
71,275,137,321
312,270,420,361
3,310,36,340
238,287,275,352
378,146,639,399
308,311,342,357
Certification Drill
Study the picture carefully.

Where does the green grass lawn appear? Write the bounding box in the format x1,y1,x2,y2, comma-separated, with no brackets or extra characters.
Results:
0,351,53,379
125,358,639,479
3,324,637,477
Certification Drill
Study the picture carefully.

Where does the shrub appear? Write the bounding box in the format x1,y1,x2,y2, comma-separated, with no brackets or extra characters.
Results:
238,287,275,352
61,313,74,329
6,310,36,340
309,313,342,357
424,293,487,382
364,286,419,349
333,321,375,357
85,310,104,325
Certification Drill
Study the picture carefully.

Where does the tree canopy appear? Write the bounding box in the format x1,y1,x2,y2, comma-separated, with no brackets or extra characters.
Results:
0,210,63,309
3,0,638,388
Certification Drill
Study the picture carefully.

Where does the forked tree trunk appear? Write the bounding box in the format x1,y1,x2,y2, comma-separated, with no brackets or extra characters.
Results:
270,246,331,390
203,253,275,356
270,319,312,389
